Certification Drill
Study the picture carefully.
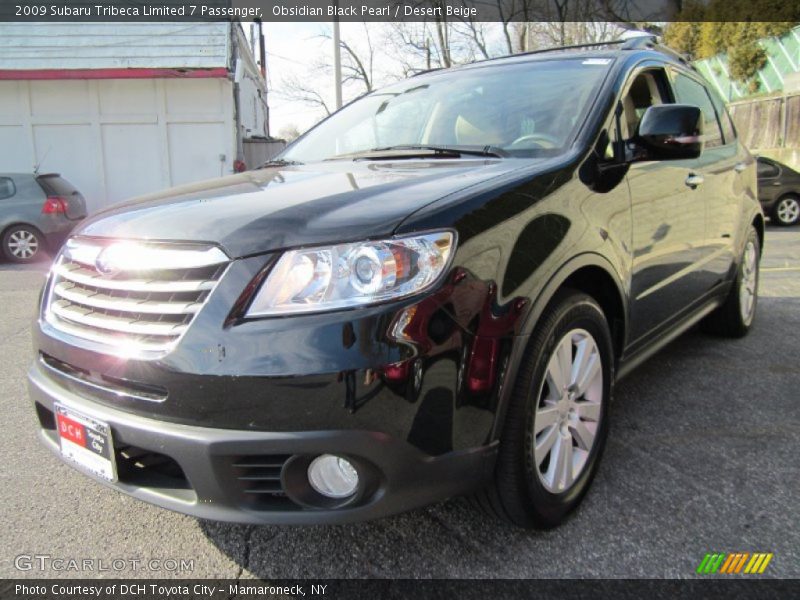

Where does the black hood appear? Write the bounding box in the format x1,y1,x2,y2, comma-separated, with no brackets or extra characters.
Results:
76,158,531,258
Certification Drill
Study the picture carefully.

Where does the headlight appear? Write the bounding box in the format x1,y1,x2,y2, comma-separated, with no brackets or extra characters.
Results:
245,231,455,317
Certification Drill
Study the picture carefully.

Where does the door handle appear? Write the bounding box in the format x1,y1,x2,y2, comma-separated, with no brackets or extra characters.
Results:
734,162,747,173
685,174,704,189
772,181,782,186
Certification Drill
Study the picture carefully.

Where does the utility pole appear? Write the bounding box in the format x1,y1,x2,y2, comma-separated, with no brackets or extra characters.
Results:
333,9,343,110
256,19,266,80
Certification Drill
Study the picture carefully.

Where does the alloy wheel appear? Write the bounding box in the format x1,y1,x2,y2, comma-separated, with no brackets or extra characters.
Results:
532,328,603,493
776,197,799,225
739,240,758,324
7,229,39,260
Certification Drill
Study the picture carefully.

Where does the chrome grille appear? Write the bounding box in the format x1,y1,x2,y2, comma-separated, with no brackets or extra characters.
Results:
45,238,229,355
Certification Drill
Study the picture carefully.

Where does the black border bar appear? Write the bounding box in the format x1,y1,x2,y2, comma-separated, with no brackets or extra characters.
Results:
2,579,800,600
1,0,799,22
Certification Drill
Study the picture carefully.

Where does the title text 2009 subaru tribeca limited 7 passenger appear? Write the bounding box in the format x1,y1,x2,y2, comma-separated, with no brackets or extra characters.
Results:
29,38,763,528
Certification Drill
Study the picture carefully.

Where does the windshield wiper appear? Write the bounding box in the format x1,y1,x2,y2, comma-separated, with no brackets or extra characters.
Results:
328,145,509,161
258,158,303,168
375,145,509,158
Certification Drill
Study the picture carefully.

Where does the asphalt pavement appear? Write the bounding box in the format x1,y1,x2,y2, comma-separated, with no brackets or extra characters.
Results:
1,227,798,579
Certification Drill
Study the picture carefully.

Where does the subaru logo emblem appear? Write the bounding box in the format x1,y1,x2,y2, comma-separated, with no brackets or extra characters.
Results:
95,247,119,277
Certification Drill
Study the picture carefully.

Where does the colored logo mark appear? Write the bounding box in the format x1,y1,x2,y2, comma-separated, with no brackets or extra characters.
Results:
696,552,773,574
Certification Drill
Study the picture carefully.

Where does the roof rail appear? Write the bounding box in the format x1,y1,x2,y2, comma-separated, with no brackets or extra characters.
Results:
505,39,626,60
411,35,696,74
616,34,697,69
620,35,658,50
411,67,444,77
520,35,696,69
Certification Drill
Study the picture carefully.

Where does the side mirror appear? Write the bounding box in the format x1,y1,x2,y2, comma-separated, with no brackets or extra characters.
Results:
634,104,703,161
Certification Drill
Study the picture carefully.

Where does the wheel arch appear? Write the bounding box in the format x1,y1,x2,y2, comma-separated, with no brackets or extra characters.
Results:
519,253,628,359
752,212,765,251
2,221,45,237
490,253,628,441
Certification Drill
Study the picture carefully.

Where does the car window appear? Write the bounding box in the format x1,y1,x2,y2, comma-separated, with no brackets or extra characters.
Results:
671,72,724,148
0,177,15,200
620,70,669,140
757,159,780,178
282,58,612,162
706,86,737,145
37,175,78,197
336,95,431,156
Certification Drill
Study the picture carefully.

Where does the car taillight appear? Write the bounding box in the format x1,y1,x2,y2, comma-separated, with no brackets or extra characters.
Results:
42,196,67,215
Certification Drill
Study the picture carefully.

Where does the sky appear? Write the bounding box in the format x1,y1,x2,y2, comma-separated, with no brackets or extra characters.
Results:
262,22,332,137
259,22,510,137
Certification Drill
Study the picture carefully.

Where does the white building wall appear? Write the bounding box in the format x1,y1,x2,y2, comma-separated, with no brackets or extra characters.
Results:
0,22,272,210
0,78,236,212
232,25,268,139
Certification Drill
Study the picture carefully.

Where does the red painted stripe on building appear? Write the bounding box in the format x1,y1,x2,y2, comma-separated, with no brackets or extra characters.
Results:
0,67,229,80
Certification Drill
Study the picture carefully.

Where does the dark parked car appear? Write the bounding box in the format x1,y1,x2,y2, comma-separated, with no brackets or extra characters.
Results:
757,156,800,226
0,173,87,263
29,38,763,529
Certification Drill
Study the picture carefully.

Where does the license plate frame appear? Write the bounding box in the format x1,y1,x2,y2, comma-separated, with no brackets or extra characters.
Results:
54,403,117,482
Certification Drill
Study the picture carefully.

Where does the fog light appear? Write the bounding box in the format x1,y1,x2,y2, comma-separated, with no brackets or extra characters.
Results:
307,454,359,498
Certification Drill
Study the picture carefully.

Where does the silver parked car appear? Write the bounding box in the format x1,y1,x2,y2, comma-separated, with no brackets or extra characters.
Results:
0,173,87,263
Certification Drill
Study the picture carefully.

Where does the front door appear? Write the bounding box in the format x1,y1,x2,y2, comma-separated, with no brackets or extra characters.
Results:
621,67,715,343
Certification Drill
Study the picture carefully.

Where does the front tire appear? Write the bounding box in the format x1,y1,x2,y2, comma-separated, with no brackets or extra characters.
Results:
772,195,800,226
703,226,760,337
477,290,613,529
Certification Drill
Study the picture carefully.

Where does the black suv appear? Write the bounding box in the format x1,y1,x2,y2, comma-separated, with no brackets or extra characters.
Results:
29,38,762,528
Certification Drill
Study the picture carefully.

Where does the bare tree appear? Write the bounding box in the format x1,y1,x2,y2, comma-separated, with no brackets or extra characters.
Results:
453,19,492,60
320,23,376,93
277,24,378,116
529,21,620,48
494,0,634,54
389,18,497,74
277,124,301,142
389,22,453,74
280,71,332,116
498,0,540,54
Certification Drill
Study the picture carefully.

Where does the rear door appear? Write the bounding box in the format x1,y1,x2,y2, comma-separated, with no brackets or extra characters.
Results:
757,158,782,204
36,175,88,220
671,70,744,287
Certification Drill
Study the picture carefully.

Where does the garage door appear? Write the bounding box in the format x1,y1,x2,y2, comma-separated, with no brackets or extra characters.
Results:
0,78,234,213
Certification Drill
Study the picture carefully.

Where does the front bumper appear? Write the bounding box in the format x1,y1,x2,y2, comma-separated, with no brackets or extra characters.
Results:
29,358,497,525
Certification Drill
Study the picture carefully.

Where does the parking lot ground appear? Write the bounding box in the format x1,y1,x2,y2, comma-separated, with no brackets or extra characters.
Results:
0,227,798,579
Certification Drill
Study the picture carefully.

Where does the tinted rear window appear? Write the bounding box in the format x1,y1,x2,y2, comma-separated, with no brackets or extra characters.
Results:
757,159,779,178
37,175,79,197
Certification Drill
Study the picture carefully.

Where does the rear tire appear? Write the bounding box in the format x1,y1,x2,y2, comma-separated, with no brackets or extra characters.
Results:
703,226,760,338
772,195,800,226
2,225,45,263
475,290,613,529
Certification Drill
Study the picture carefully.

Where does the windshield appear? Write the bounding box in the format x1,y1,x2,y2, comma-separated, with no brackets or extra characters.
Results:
281,58,612,163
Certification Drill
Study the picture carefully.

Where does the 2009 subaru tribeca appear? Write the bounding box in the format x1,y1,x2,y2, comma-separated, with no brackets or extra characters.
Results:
29,38,763,528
